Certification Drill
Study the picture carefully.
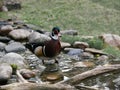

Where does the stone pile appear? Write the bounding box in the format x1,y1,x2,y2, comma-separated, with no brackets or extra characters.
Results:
0,19,119,85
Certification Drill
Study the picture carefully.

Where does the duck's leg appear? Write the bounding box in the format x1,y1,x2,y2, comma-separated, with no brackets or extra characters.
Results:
42,59,45,64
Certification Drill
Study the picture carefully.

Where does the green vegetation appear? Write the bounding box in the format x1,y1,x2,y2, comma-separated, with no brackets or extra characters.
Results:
0,0,120,57
0,0,120,35
103,46,120,57
11,64,18,75
62,35,104,49
87,37,104,49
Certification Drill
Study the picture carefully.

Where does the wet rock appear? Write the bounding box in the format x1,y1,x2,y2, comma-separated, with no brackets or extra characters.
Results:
113,77,120,85
0,25,13,35
64,48,74,53
67,48,83,56
40,63,64,83
9,29,31,40
73,61,95,68
81,52,94,59
0,36,11,43
0,42,6,51
0,52,28,69
60,42,71,49
28,32,51,44
0,63,12,85
73,41,89,49
85,48,107,55
61,30,78,35
100,34,120,49
5,42,26,53
20,69,36,79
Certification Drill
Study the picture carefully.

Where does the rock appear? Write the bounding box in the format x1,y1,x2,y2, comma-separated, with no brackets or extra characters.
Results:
28,32,51,44
61,30,78,35
73,41,89,49
0,36,11,43
0,25,13,35
113,77,120,85
67,48,83,56
100,34,120,49
60,42,71,48
64,48,74,53
81,52,94,59
5,42,26,53
0,63,12,85
0,52,28,69
97,55,109,61
2,6,8,12
0,42,6,51
40,63,64,82
20,69,36,79
5,1,21,11
85,48,107,55
9,29,31,40
73,61,95,68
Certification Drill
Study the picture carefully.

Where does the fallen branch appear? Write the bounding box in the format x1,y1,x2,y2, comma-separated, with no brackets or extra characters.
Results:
75,85,99,90
1,64,120,90
57,64,120,85
16,70,28,83
0,83,75,90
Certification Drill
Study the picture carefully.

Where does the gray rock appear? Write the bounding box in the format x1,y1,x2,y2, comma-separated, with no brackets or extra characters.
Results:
0,25,13,35
9,29,31,40
28,32,51,44
81,52,94,59
5,42,26,53
61,30,78,35
60,42,71,49
0,63,12,85
73,41,89,49
0,42,6,51
0,52,28,69
100,34,120,49
85,48,107,55
0,36,11,43
67,48,83,56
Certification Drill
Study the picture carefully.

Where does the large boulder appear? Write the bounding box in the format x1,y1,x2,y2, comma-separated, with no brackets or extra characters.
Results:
73,41,89,49
28,32,51,44
61,30,78,36
0,25,13,35
0,63,12,85
9,29,31,40
5,42,26,53
100,34,120,49
0,52,28,69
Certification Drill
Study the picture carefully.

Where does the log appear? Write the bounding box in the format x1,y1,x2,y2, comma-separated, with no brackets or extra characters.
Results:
57,64,120,85
0,83,75,90
1,64,120,90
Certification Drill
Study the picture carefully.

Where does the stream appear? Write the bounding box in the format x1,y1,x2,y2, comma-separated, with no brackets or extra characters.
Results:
24,51,120,90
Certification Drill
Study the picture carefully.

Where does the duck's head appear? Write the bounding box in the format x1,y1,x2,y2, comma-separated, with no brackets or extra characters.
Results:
52,27,61,36
51,27,61,40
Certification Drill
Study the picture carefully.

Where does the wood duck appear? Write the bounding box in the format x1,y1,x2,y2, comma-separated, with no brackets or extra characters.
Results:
25,27,61,64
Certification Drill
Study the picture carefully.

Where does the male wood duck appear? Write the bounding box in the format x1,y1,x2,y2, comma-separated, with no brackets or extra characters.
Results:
25,27,61,64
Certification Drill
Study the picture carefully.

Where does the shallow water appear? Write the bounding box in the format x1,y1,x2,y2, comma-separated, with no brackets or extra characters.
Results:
24,52,120,90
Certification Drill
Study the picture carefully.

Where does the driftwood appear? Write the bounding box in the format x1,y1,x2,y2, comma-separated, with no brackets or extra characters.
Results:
0,64,120,90
57,64,120,85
